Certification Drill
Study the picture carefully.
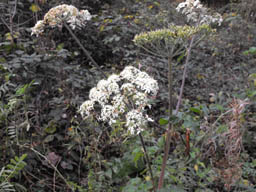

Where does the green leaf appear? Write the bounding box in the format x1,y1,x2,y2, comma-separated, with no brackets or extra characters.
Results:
249,47,256,54
189,107,201,114
159,118,168,125
43,135,55,143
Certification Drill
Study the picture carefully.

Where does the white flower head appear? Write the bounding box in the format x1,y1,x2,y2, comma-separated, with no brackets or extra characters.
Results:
126,110,153,135
79,66,158,134
120,66,141,81
108,74,121,83
132,92,150,109
31,20,45,36
176,0,223,26
89,87,109,105
112,94,126,113
79,100,95,118
121,83,136,96
99,105,118,125
79,10,92,21
134,72,159,96
31,4,91,36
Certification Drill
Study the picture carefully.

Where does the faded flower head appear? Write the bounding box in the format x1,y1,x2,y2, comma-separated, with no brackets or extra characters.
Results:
176,0,223,26
31,4,92,36
79,66,159,135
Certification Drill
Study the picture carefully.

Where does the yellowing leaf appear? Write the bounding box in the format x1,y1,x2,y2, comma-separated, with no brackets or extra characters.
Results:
194,164,199,172
231,12,237,17
30,4,40,13
99,25,105,32
243,179,249,186
196,73,205,80
124,15,134,19
145,176,151,181
148,5,153,9
5,32,20,41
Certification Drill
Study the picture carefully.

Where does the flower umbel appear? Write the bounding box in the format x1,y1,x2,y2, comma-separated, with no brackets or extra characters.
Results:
31,4,92,36
79,66,159,135
176,0,223,26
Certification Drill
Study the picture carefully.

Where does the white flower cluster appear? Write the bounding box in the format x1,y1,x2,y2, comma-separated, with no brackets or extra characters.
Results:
79,66,159,135
31,4,92,36
176,0,223,26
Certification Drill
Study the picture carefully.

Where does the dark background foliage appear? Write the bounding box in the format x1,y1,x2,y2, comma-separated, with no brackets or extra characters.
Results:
0,0,256,191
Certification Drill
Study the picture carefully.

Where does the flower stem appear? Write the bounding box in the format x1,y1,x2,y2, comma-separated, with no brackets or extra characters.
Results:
158,56,173,190
63,22,107,78
139,133,156,192
175,36,195,114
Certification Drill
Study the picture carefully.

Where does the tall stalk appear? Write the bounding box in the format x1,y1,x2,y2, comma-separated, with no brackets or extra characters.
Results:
157,56,173,190
158,36,195,189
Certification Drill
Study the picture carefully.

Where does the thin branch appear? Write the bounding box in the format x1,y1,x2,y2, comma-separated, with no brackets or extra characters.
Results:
63,22,106,78
23,146,75,192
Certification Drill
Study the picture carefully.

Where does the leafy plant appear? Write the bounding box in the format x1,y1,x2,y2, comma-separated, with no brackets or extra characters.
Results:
0,154,27,192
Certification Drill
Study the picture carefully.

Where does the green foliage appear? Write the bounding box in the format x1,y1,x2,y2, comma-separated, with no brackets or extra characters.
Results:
0,154,27,192
243,47,256,55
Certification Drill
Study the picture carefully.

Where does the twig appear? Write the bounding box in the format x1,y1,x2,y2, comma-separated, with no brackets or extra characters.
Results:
63,22,106,78
23,146,75,192
138,133,156,192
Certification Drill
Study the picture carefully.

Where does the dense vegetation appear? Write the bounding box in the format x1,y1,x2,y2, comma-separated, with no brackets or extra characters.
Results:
0,0,255,191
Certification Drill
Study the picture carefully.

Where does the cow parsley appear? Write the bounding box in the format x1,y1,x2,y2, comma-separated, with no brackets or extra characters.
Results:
79,66,159,135
31,4,92,36
176,0,223,26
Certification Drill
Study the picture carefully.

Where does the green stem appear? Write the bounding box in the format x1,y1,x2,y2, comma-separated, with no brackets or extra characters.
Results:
139,133,156,192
